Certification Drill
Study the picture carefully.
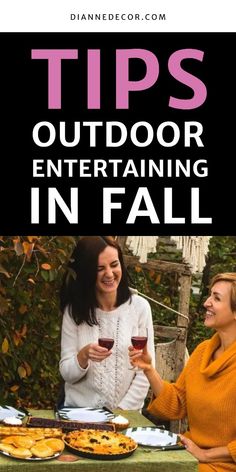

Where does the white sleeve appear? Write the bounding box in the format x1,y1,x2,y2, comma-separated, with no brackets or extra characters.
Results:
59,308,89,384
118,297,155,410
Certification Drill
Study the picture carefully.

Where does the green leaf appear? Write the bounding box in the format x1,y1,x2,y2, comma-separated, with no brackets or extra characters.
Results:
40,270,49,281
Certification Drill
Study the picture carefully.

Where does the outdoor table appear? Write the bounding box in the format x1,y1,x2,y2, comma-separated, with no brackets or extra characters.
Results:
0,409,198,471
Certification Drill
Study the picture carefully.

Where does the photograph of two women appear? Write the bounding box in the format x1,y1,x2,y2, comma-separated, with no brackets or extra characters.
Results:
0,235,236,470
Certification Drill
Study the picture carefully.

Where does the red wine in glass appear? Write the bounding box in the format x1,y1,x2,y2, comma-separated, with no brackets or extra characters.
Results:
131,336,147,350
98,338,114,350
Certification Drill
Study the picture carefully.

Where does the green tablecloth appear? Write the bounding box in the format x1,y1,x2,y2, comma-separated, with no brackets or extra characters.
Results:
0,410,198,472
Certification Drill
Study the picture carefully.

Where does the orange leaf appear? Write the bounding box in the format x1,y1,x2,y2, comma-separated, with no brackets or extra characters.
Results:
27,236,38,242
41,263,52,270
135,265,142,273
22,241,34,261
19,304,28,314
155,274,161,284
10,385,20,392
18,365,27,378
23,361,32,377
2,337,9,353
13,238,24,256
13,333,21,346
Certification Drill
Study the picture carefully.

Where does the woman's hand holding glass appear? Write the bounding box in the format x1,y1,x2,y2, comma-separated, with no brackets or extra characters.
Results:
128,344,153,372
128,327,150,371
77,343,113,368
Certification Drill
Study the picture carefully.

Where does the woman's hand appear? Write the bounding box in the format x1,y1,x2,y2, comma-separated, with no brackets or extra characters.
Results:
78,343,112,368
180,435,207,462
179,435,209,462
128,344,152,372
129,345,164,397
180,435,232,463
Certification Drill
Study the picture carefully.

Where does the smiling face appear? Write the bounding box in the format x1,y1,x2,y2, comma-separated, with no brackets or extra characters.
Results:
95,246,122,296
203,281,236,330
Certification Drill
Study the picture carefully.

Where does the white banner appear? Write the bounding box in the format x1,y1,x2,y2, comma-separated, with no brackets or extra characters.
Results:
0,0,235,32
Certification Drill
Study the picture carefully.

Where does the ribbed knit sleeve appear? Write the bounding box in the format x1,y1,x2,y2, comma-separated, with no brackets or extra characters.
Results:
227,441,236,462
147,341,208,420
147,369,187,419
59,309,89,383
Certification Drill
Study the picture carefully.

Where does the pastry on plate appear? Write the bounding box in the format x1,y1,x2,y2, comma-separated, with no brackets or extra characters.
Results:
0,443,15,454
10,447,32,459
28,432,45,441
30,444,54,458
1,436,16,444
0,426,62,437
12,436,35,449
43,438,64,452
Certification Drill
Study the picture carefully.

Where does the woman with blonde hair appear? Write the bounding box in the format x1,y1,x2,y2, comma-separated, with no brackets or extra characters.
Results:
129,273,236,472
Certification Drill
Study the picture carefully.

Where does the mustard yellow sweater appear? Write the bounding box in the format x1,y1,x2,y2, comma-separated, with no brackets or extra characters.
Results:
148,333,236,472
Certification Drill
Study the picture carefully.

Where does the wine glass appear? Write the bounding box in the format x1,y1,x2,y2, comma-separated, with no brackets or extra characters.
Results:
98,337,114,350
98,335,114,371
129,327,148,370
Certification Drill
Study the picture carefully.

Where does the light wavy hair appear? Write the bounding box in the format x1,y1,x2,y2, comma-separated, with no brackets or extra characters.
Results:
210,273,236,312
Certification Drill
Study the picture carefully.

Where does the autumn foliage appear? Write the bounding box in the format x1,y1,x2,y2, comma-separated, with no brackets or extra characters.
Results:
0,236,77,408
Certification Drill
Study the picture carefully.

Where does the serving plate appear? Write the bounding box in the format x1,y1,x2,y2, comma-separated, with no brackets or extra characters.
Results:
0,429,65,461
125,427,181,448
57,407,114,423
0,450,62,461
0,406,26,421
63,429,137,460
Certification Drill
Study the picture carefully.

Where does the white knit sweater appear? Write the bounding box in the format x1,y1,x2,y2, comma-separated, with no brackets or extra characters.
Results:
59,294,155,410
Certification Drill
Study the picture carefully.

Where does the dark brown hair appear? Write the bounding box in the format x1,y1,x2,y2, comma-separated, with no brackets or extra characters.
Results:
60,236,131,325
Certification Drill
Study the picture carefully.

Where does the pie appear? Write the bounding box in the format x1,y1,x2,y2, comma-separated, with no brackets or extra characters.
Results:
63,429,137,456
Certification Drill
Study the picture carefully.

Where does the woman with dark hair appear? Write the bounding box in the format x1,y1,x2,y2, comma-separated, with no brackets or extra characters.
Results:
59,236,155,410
